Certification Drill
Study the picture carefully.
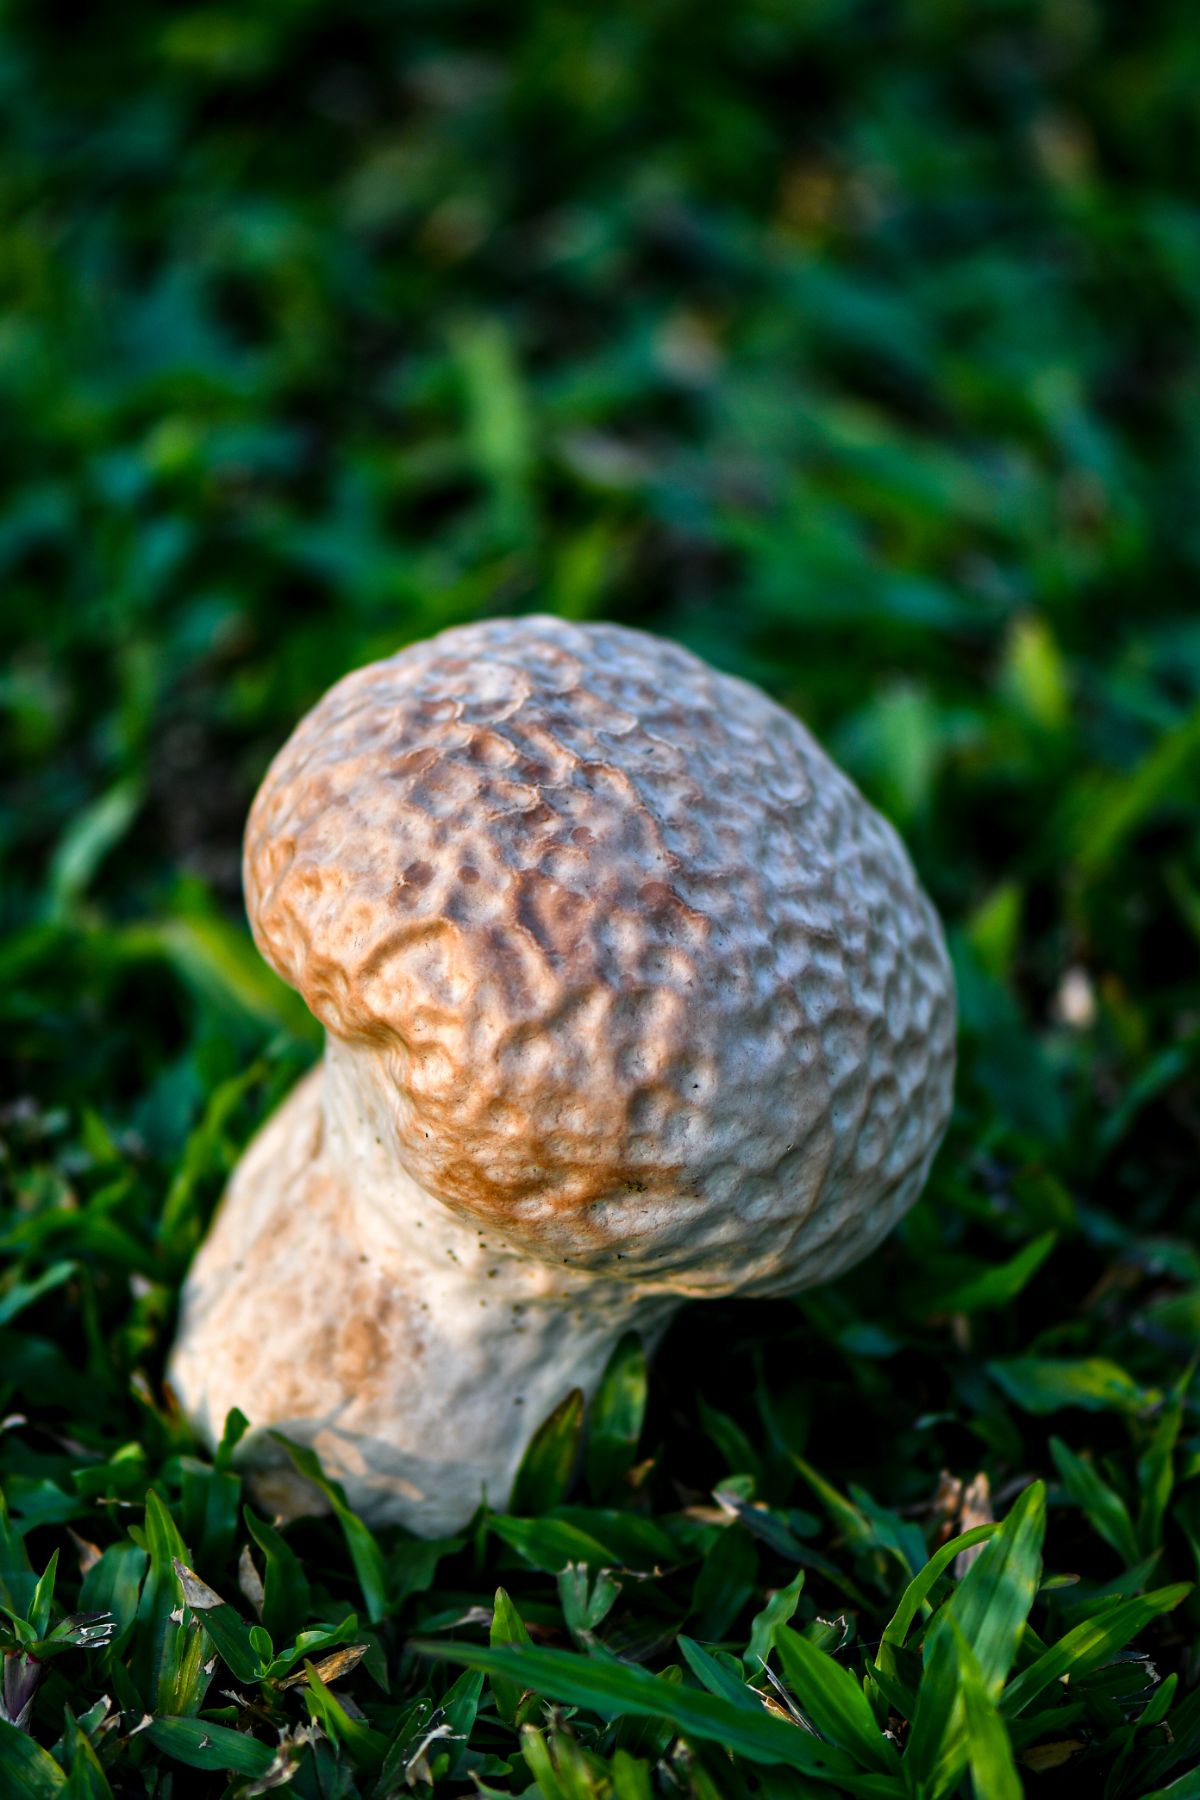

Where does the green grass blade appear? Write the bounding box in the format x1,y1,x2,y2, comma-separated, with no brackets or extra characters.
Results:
677,1636,762,1711
490,1587,534,1725
243,1508,310,1646
411,1637,864,1780
922,1232,1057,1316
1138,1683,1200,1790
0,1263,78,1332
144,1717,276,1777
0,1489,37,1618
1050,1437,1139,1567
902,1605,965,1795
988,1358,1154,1416
881,1525,1000,1648
774,1625,900,1773
586,1334,648,1502
1142,1772,1200,1800
510,1389,585,1515
952,1622,1022,1800
272,1437,388,1622
303,1659,389,1767
1001,1583,1191,1716
133,1493,211,1718
60,1709,113,1800
490,1514,616,1574
0,1721,66,1798
1137,1394,1185,1558
940,1481,1045,1697
745,1569,806,1670
29,1549,58,1639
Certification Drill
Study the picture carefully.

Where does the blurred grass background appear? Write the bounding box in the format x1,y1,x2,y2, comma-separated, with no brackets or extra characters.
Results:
2,2,1200,1794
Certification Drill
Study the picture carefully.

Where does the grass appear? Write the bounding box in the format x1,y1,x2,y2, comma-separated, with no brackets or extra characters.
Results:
2,0,1200,1794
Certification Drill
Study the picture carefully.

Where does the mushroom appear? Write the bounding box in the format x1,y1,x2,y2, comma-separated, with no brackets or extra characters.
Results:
169,617,955,1532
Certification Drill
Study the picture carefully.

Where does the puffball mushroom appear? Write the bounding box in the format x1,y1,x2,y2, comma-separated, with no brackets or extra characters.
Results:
169,616,955,1533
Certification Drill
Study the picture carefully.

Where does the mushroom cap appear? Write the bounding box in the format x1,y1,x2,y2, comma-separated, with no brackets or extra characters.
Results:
246,616,955,1296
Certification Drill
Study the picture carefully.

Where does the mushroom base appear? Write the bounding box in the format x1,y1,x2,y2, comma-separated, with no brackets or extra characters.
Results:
168,1062,672,1533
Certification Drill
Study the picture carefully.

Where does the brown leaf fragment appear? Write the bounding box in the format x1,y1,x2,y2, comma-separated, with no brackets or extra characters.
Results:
69,1528,103,1576
931,1471,962,1541
955,1473,994,1576
404,1722,461,1788
238,1544,266,1619
241,1739,308,1797
172,1557,226,1611
1021,1739,1085,1772
278,1644,369,1689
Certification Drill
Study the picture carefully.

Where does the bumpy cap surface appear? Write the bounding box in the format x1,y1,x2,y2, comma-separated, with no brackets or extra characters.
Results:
245,616,955,1295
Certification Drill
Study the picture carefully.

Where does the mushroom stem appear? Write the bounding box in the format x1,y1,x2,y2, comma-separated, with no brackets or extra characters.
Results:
169,1049,673,1533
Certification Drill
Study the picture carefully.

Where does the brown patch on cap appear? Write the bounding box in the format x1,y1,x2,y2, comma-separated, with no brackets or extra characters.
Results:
243,615,956,1280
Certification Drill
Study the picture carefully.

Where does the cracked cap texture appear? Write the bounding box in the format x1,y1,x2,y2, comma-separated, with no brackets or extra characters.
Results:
246,616,955,1295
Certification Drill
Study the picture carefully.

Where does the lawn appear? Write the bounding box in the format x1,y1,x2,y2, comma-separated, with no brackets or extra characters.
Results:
2,2,1200,1795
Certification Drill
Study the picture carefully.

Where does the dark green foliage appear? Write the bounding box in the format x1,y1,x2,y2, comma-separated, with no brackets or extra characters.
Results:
1,0,1199,1792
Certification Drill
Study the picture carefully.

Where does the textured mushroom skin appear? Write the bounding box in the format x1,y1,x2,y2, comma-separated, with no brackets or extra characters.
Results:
171,617,955,1529
168,1060,674,1532
245,617,954,1292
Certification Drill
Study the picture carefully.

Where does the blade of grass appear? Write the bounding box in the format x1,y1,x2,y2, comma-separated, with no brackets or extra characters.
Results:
677,1637,762,1711
881,1525,1000,1648
272,1437,388,1622
0,1720,66,1797
510,1389,584,1515
60,1706,113,1800
939,1481,1045,1697
774,1625,900,1773
922,1233,1056,1316
1136,1392,1185,1558
1001,1584,1191,1716
490,1587,535,1726
902,1601,964,1796
412,1637,886,1785
1049,1438,1139,1567
586,1334,647,1503
746,1570,806,1670
144,1717,275,1777
951,1622,1022,1800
